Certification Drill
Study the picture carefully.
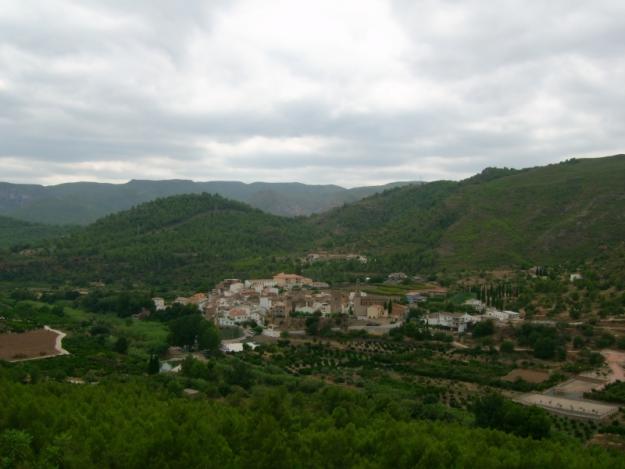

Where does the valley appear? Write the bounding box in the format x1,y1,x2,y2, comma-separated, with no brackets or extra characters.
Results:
1,155,625,467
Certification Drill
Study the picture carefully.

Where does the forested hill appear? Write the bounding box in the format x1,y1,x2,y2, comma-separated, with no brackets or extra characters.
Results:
32,193,316,288
0,215,71,248
310,155,625,271
0,179,419,224
2,155,624,287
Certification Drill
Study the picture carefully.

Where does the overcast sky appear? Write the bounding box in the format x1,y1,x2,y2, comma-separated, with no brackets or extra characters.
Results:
1,1,624,187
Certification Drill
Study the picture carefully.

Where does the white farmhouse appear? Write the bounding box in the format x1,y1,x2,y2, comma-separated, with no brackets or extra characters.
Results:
152,297,166,311
570,273,583,282
464,298,486,312
426,312,475,333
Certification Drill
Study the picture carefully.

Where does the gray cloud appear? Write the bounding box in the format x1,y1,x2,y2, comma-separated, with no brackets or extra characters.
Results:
0,0,623,187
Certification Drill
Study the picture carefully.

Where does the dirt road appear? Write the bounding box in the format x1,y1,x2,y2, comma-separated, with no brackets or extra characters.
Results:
602,350,625,383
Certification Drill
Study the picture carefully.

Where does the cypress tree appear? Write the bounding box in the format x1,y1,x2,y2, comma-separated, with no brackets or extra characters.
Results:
147,354,160,375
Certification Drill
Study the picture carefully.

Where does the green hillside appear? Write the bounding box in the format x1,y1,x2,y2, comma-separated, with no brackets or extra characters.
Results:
0,216,71,249
310,155,625,272
308,180,459,272
33,193,315,288
2,155,624,286
440,156,625,268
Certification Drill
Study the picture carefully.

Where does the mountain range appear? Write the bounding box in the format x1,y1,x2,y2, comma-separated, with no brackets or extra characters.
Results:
0,179,419,225
1,155,624,288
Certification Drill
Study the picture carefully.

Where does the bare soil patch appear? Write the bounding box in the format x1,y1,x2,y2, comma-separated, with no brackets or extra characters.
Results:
588,433,625,453
0,328,67,361
602,350,625,383
553,378,604,397
502,369,550,383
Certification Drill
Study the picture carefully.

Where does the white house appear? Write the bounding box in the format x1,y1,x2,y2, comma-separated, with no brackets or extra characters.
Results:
152,297,166,311
426,312,475,333
221,342,259,353
570,273,583,282
229,282,245,294
485,308,520,321
464,298,486,312
222,343,244,353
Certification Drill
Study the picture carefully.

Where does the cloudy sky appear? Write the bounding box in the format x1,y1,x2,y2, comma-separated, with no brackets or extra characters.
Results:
1,0,624,187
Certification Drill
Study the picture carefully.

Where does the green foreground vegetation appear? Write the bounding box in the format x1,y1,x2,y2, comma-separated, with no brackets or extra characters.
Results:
1,287,625,467
2,372,623,469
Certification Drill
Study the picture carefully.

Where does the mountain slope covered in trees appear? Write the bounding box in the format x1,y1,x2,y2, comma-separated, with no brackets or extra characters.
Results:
0,216,71,248
2,155,624,287
15,193,316,288
311,155,625,271
0,179,419,224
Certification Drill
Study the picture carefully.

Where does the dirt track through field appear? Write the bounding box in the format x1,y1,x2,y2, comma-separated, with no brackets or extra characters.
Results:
0,327,69,362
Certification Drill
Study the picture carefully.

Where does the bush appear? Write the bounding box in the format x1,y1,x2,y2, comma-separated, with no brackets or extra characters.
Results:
472,320,495,338
500,340,514,353
113,337,129,354
473,393,551,439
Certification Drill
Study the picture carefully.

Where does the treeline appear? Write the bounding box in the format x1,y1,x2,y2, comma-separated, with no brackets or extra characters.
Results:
79,290,154,317
469,282,520,310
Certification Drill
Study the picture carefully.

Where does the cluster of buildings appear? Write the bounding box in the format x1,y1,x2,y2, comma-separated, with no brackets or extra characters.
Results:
423,299,521,333
152,273,521,337
207,273,335,328
152,273,415,330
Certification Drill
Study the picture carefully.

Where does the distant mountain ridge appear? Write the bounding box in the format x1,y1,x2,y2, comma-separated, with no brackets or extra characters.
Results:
0,179,421,225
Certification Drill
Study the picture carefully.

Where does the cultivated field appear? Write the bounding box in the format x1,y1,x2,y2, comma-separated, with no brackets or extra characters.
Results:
502,369,550,384
0,327,68,362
